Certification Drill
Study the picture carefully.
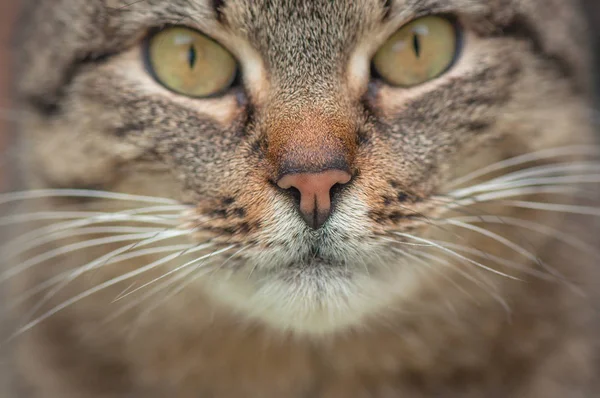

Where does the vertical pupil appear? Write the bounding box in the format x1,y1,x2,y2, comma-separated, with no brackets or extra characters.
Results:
412,34,421,58
188,45,197,69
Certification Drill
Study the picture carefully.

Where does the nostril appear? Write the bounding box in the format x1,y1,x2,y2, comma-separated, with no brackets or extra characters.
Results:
285,186,302,207
329,182,346,205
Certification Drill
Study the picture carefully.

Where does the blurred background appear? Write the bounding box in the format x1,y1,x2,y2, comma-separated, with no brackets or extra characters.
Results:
0,0,18,192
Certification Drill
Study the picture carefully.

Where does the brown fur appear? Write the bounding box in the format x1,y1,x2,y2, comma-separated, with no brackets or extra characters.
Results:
3,0,600,396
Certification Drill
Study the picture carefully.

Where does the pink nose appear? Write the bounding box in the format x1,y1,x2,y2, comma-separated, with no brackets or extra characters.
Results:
277,170,352,229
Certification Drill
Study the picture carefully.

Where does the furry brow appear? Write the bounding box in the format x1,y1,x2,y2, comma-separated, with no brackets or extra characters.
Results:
212,0,227,22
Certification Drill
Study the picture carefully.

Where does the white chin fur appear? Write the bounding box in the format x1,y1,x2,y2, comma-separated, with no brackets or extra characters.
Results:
201,262,421,335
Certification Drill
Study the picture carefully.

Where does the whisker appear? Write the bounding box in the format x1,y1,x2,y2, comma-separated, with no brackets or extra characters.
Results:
483,162,600,183
113,282,138,303
451,175,600,198
405,249,495,291
377,237,438,247
110,243,228,303
396,248,484,301
0,189,182,206
406,249,513,316
123,265,210,340
108,245,236,326
133,244,245,326
122,266,202,335
426,239,576,285
20,230,192,322
1,226,170,260
0,205,185,226
447,145,600,189
10,244,196,308
393,232,520,280
1,207,185,256
9,242,229,341
0,211,107,226
449,186,595,208
0,230,187,283
491,200,600,216
446,215,600,260
441,219,568,282
390,248,464,318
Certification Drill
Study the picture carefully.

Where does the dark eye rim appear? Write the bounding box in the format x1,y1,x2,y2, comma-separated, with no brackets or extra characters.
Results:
142,25,241,99
370,15,464,88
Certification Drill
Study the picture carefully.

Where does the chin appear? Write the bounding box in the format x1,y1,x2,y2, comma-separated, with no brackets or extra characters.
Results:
197,247,421,336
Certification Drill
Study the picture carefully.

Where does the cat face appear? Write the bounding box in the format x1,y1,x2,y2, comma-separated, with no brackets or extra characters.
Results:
14,0,596,333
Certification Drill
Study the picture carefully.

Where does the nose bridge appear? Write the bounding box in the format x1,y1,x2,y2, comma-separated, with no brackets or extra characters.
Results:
266,105,357,178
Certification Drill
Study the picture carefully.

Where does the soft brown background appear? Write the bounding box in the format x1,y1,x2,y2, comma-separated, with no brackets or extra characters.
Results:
0,5,17,396
0,0,18,191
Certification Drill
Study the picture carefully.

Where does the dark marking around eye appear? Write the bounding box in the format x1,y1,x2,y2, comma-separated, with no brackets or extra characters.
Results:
413,34,421,58
222,197,235,205
188,45,197,69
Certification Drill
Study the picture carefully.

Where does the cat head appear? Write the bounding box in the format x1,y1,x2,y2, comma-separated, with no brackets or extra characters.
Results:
13,0,597,334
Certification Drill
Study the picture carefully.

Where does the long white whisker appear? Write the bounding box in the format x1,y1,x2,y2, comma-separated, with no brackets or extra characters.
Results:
2,226,171,260
408,249,514,315
405,249,494,291
0,211,107,226
452,175,600,198
427,239,582,296
19,231,191,324
449,187,593,208
0,207,184,225
11,244,197,308
393,232,520,280
442,219,568,281
107,245,235,325
0,231,185,282
123,266,208,340
447,146,600,189
126,244,244,338
1,207,184,255
396,248,485,300
9,245,231,341
120,266,200,329
494,200,600,216
432,239,562,279
0,189,182,206
111,243,226,302
483,162,600,183
446,215,600,260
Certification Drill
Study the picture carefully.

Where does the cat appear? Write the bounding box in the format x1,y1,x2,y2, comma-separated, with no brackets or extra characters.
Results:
2,0,600,396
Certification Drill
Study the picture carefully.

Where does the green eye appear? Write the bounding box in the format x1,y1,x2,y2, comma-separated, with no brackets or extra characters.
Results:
146,27,238,97
372,16,459,87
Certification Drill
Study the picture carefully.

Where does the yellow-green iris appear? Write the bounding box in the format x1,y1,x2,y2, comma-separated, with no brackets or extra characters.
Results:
147,27,237,97
373,16,459,87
